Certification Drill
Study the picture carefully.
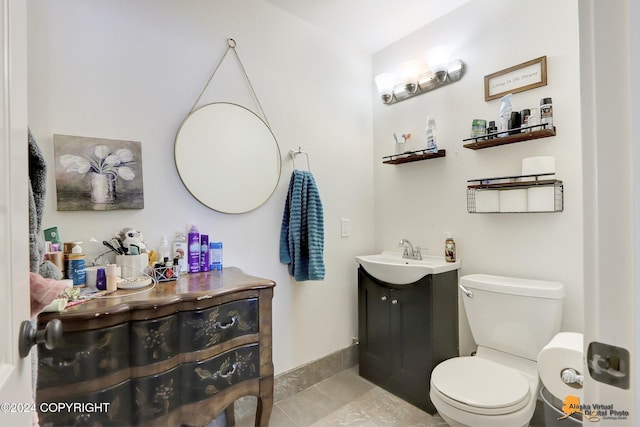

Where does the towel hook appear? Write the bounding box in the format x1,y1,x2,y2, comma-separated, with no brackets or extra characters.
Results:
289,146,311,171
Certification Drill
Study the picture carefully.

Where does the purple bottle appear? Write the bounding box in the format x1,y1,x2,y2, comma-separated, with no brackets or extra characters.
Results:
200,234,210,272
188,225,200,273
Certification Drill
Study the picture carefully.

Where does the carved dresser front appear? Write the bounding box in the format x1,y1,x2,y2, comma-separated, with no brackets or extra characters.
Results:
36,267,275,427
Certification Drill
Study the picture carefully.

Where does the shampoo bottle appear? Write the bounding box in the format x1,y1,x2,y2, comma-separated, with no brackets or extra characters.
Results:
172,231,188,273
187,225,200,273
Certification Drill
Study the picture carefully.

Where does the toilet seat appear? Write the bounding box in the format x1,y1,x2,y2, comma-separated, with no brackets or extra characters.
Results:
431,357,531,416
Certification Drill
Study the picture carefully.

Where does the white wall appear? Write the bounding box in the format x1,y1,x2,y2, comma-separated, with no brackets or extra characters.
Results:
372,0,583,355
27,0,375,375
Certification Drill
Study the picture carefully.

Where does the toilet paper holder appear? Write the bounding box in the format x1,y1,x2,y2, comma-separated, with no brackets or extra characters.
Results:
560,368,583,388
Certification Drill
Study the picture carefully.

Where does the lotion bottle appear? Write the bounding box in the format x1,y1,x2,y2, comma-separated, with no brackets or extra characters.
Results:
187,225,200,273
69,244,86,286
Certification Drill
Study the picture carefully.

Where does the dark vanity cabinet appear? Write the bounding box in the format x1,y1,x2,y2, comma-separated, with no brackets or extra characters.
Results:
358,267,458,414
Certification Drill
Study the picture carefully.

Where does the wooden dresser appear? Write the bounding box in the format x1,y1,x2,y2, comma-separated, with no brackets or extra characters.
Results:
36,267,275,427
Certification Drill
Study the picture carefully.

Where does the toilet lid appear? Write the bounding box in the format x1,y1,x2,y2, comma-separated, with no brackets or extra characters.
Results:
431,357,531,415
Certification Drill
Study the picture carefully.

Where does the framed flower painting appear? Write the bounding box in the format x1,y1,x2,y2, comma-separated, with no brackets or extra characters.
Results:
54,134,144,211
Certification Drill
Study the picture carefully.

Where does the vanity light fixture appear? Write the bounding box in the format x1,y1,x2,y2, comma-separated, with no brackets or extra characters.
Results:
374,46,464,105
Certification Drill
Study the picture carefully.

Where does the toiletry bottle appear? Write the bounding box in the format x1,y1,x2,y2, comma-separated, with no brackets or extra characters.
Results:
200,234,210,272
520,109,531,132
106,263,118,291
508,111,521,135
486,121,497,139
528,107,540,131
444,233,456,263
426,116,438,153
498,93,513,137
187,225,200,273
540,97,553,129
157,235,170,263
172,231,188,273
210,242,223,271
69,244,86,286
96,267,107,290
471,119,487,140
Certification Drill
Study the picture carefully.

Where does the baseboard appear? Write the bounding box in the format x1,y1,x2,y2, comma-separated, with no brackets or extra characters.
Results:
234,344,358,420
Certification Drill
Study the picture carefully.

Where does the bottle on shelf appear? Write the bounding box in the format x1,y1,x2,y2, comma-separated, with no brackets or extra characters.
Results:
540,97,553,129
498,94,513,137
426,116,438,153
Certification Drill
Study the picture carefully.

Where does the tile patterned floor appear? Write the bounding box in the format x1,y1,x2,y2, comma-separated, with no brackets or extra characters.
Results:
235,367,448,427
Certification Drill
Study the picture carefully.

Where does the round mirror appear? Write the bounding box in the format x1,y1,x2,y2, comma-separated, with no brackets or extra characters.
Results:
175,102,282,214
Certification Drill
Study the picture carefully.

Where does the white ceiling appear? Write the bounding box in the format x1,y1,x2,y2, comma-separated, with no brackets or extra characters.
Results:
262,0,472,53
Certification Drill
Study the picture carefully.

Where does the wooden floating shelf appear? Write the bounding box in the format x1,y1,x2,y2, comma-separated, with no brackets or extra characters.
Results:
463,127,556,150
383,149,446,165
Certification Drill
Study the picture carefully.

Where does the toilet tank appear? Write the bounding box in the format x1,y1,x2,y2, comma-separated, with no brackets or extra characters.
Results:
460,274,565,361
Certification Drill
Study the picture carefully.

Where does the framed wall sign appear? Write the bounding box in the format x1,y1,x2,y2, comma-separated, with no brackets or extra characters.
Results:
484,56,547,101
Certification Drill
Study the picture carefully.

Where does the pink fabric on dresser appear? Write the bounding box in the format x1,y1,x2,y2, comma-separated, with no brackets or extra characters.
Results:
30,272,68,318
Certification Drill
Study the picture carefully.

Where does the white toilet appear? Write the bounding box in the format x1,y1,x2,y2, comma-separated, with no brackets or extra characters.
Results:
430,274,565,427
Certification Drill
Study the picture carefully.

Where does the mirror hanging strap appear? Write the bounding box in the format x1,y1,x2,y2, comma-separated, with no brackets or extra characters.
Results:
189,38,272,129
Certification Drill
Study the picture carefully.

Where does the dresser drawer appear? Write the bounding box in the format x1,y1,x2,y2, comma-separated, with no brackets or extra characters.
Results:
181,343,260,405
37,378,131,427
180,298,258,352
130,315,179,366
37,323,129,388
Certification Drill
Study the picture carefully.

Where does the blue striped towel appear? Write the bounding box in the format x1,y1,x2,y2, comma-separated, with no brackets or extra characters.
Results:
280,170,325,281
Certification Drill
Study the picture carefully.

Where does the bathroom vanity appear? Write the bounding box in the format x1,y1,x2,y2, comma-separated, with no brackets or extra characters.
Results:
36,267,274,427
357,265,458,414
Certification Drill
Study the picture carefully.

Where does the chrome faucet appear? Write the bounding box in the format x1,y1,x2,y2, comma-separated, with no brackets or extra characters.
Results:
399,239,422,260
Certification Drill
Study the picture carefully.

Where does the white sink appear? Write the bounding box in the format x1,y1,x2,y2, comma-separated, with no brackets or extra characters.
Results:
356,251,460,285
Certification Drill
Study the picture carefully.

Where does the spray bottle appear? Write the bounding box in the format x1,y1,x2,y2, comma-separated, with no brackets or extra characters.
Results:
426,115,438,153
498,93,513,137
187,225,200,273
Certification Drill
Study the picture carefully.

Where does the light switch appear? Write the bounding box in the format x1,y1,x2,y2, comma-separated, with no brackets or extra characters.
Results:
340,218,351,237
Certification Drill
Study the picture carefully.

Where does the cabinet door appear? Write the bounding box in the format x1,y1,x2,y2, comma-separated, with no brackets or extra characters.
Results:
389,279,433,409
358,269,391,377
